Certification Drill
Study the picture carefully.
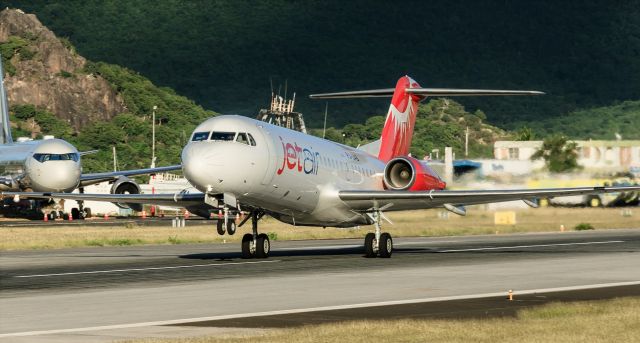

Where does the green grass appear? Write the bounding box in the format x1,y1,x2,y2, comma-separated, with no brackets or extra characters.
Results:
120,297,640,343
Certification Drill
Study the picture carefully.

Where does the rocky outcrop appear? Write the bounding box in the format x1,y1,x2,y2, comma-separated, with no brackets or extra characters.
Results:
0,8,125,130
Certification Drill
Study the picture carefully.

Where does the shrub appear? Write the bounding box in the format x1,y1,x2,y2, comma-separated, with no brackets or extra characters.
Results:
574,223,595,231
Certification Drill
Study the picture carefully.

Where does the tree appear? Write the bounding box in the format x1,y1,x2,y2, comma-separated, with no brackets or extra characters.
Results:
516,126,536,141
531,135,580,173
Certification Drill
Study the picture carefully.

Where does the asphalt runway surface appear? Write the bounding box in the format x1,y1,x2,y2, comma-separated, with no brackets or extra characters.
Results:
1,228,639,342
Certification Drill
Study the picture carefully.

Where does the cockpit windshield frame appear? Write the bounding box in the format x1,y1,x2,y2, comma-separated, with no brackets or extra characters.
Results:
32,153,80,163
191,132,211,142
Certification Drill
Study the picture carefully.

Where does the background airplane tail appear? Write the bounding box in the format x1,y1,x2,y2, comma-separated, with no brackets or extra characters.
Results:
377,76,424,162
0,57,13,144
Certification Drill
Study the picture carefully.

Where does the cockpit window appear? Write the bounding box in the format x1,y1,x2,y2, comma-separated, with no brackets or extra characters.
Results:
210,131,236,141
248,133,256,146
236,133,249,145
191,132,210,141
33,153,79,163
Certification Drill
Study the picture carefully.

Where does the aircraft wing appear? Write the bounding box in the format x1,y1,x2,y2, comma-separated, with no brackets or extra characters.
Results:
1,190,204,207
339,186,640,213
79,165,182,187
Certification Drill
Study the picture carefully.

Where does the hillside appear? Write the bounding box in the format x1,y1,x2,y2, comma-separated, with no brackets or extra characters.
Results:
1,8,216,172
5,1,640,129
517,100,640,140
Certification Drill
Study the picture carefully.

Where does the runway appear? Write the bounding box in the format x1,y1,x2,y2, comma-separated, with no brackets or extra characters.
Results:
1,228,639,342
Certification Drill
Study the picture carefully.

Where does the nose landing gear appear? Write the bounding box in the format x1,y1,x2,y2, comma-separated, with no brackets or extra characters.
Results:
241,210,270,259
216,207,237,235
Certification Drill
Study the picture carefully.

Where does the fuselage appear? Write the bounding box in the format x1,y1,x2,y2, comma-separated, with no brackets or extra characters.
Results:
0,138,81,193
181,115,442,227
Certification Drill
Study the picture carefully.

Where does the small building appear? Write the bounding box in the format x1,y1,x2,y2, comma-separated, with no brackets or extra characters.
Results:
494,140,640,173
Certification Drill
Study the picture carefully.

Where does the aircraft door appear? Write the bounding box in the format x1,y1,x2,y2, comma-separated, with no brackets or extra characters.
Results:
256,124,278,185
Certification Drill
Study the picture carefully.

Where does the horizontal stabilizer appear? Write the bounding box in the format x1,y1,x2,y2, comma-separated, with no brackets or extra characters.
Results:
310,88,544,99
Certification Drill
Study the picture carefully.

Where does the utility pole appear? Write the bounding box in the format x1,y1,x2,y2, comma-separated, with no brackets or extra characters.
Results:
151,105,157,168
465,126,469,157
322,102,328,139
112,146,117,172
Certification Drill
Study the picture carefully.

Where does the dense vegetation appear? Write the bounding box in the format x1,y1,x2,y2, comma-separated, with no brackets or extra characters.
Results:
10,62,216,172
7,1,640,129
517,100,640,140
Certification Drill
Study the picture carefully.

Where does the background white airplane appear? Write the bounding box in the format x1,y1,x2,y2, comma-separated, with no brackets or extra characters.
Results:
4,76,639,257
0,58,180,218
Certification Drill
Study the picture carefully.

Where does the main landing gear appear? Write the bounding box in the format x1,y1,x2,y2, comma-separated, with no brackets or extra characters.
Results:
364,211,393,258
241,210,270,259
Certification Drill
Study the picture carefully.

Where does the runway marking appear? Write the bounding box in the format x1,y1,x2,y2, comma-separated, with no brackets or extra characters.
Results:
437,240,624,252
13,260,281,278
1,280,639,338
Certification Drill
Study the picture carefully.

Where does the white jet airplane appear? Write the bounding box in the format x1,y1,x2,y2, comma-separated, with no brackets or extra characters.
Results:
0,58,179,218
5,76,639,257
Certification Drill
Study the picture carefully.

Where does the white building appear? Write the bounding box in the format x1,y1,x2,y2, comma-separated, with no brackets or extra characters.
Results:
494,140,640,173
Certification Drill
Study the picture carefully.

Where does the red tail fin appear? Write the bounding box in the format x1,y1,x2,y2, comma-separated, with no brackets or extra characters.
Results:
377,76,424,162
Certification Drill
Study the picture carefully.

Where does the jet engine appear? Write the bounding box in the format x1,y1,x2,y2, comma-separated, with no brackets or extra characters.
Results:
110,176,143,211
0,176,18,192
383,156,446,191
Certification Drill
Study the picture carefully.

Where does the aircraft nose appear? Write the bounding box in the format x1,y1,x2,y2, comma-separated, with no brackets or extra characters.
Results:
181,143,226,192
28,160,81,192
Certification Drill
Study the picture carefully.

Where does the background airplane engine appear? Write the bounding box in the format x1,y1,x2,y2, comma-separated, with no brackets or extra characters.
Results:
0,176,19,191
110,176,143,211
383,156,445,191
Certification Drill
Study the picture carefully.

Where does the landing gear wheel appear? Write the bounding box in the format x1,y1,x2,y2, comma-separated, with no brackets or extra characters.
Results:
84,208,92,218
226,220,237,235
241,233,253,259
216,220,226,235
255,233,270,258
364,232,376,258
71,208,80,220
378,233,393,258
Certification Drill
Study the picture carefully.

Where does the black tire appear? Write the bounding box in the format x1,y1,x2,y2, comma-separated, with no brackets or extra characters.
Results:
84,208,92,218
71,208,80,220
58,211,64,219
364,232,376,258
241,233,253,259
216,220,226,235
379,233,393,258
50,211,58,220
227,220,237,235
63,213,70,221
256,233,270,258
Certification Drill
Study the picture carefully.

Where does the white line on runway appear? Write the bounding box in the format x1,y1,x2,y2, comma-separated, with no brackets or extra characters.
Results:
2,280,639,338
13,260,281,278
437,240,624,252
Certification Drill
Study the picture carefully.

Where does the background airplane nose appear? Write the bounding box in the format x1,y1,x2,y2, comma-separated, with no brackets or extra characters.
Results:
28,161,81,192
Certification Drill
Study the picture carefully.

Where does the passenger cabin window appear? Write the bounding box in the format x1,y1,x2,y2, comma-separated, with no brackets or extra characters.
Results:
210,132,236,141
248,133,257,146
192,132,210,141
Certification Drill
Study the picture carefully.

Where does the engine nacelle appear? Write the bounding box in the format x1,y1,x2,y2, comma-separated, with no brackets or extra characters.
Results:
383,156,446,191
0,176,18,192
110,176,143,211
